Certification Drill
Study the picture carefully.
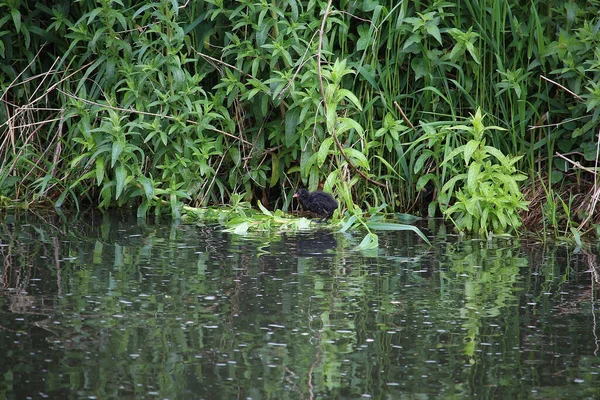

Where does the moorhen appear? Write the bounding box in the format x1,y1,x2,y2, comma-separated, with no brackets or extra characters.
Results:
293,189,338,222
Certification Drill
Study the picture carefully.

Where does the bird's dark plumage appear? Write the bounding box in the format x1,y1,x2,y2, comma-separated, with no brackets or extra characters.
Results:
293,189,338,222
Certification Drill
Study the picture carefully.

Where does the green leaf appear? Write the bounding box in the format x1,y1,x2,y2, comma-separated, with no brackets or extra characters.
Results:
365,222,431,245
232,222,250,235
11,9,21,33
139,176,154,200
326,107,337,133
285,108,300,147
355,232,379,250
115,165,126,199
425,22,442,44
464,140,479,164
270,153,280,187
137,201,149,218
343,148,370,170
111,141,124,168
337,117,364,135
466,162,481,193
414,151,433,173
442,144,466,165
96,157,105,186
339,215,358,233
257,200,272,216
416,174,438,191
317,137,334,166
356,65,380,91
337,89,362,111
441,173,466,194
483,146,507,164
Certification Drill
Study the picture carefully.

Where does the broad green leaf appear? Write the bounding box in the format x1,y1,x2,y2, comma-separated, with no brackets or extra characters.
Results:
11,9,21,33
337,117,364,135
425,22,442,44
414,151,433,173
111,141,124,168
137,201,149,218
416,174,438,191
466,162,481,193
464,140,479,164
326,107,337,133
441,173,466,194
337,89,362,111
441,144,466,164
323,170,338,193
140,176,154,200
343,148,370,170
317,137,334,166
483,146,508,163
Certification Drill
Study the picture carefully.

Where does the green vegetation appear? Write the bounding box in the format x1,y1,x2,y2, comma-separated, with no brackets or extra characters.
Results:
1,0,600,238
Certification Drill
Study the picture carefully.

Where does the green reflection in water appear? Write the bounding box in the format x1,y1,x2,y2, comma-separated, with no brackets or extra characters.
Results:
0,211,598,399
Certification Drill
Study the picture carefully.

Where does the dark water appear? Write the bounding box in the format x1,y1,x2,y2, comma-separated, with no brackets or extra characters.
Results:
1,210,599,399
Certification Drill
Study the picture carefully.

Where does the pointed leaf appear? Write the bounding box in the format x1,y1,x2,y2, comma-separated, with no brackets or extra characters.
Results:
115,165,126,199
466,162,481,193
96,157,105,186
464,140,479,164
365,222,431,244
343,148,370,170
111,141,124,168
257,200,272,216
317,137,334,166
337,89,363,111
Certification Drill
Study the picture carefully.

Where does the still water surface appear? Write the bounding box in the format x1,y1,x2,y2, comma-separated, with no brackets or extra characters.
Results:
0,211,599,399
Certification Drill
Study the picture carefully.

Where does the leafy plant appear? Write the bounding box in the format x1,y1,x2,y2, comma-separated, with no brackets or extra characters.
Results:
440,109,529,236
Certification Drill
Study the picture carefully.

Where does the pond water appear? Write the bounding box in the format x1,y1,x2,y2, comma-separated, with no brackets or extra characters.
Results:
0,210,599,399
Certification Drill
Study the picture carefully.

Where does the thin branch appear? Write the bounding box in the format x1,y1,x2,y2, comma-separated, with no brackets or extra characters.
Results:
541,75,583,101
554,152,597,175
193,48,254,79
528,115,588,130
0,44,46,103
394,101,415,130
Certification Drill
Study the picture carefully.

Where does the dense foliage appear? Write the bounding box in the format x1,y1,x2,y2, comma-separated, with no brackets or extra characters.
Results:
1,0,600,236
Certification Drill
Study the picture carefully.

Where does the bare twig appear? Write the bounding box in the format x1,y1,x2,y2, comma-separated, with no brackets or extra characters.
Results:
554,152,597,175
541,75,583,101
394,101,415,130
193,48,254,78
528,115,588,130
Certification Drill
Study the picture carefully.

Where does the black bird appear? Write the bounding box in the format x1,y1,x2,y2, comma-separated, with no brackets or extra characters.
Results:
293,189,338,222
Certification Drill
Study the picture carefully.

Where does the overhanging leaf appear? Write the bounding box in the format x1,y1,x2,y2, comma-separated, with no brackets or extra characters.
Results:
365,222,431,245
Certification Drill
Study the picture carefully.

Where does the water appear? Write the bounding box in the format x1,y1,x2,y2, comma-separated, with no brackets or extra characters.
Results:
1,210,599,399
